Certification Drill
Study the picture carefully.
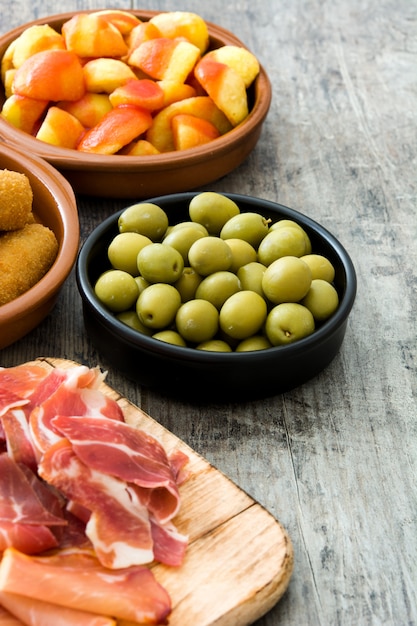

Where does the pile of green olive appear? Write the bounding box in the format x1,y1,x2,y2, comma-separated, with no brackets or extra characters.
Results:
94,192,339,352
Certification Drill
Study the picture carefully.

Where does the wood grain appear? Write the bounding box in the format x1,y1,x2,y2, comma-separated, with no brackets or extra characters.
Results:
0,1,416,624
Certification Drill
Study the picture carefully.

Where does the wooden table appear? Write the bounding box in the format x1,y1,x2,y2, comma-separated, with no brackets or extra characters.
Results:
1,1,416,624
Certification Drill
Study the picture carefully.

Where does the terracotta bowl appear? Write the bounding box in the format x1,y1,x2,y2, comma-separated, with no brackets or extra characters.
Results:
0,143,79,349
76,192,357,402
0,11,272,199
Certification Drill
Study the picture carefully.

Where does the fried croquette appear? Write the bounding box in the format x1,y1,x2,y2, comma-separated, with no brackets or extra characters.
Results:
0,169,34,231
0,223,58,306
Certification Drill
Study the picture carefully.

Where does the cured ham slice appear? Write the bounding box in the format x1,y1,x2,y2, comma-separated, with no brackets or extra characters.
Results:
0,455,64,527
169,449,191,485
0,455,65,554
0,591,116,626
55,510,91,551
0,521,58,555
26,368,69,409
51,414,182,524
0,390,28,418
26,365,104,409
0,548,171,625
0,605,24,626
0,365,49,401
39,440,155,568
29,372,124,455
1,409,37,471
150,516,188,567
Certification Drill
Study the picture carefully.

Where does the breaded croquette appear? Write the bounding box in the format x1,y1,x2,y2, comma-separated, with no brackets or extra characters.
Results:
0,223,58,306
0,168,34,230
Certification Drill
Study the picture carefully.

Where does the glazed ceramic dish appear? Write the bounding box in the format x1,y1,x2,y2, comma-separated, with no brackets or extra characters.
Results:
0,144,79,349
0,11,272,199
76,192,357,402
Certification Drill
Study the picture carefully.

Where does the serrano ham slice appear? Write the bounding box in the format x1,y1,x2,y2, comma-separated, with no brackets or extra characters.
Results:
38,440,155,568
29,374,124,455
26,365,105,408
0,455,64,527
0,548,171,625
0,521,58,555
0,391,28,418
150,516,188,567
0,591,116,626
0,365,49,401
0,454,65,554
51,414,182,523
1,410,37,471
0,605,24,626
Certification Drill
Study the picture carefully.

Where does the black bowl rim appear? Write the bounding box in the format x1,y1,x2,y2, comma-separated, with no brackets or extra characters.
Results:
76,192,357,364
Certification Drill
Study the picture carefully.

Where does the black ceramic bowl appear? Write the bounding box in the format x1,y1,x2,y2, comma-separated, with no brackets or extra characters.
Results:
76,193,356,402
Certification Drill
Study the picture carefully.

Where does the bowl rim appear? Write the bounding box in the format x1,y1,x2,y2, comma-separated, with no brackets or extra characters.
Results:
0,143,79,323
76,192,357,363
0,10,272,171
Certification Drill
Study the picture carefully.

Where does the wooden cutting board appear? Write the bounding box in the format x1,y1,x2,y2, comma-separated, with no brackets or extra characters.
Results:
37,357,294,626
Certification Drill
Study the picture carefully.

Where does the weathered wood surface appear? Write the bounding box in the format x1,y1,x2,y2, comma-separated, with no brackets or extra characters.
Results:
0,1,416,625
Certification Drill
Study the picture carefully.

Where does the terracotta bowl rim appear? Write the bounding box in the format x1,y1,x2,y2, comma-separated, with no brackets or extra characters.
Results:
0,10,272,171
0,143,79,323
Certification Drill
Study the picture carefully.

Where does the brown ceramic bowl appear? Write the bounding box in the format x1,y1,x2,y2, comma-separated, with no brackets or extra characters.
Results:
0,143,79,349
0,10,272,199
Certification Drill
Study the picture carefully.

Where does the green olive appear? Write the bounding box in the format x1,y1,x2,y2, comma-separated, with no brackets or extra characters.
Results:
235,335,272,351
269,219,302,231
220,212,270,248
136,283,181,329
152,330,187,346
270,219,312,254
300,279,339,321
300,254,335,282
188,236,233,276
262,256,312,304
265,302,315,345
116,310,153,335
108,232,152,275
175,299,219,343
174,267,203,302
237,261,266,296
224,238,257,273
189,192,240,235
94,270,139,312
165,221,209,237
219,290,267,339
134,275,150,294
257,226,307,266
118,203,169,240
162,226,207,263
196,339,233,352
195,271,241,310
137,243,184,284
